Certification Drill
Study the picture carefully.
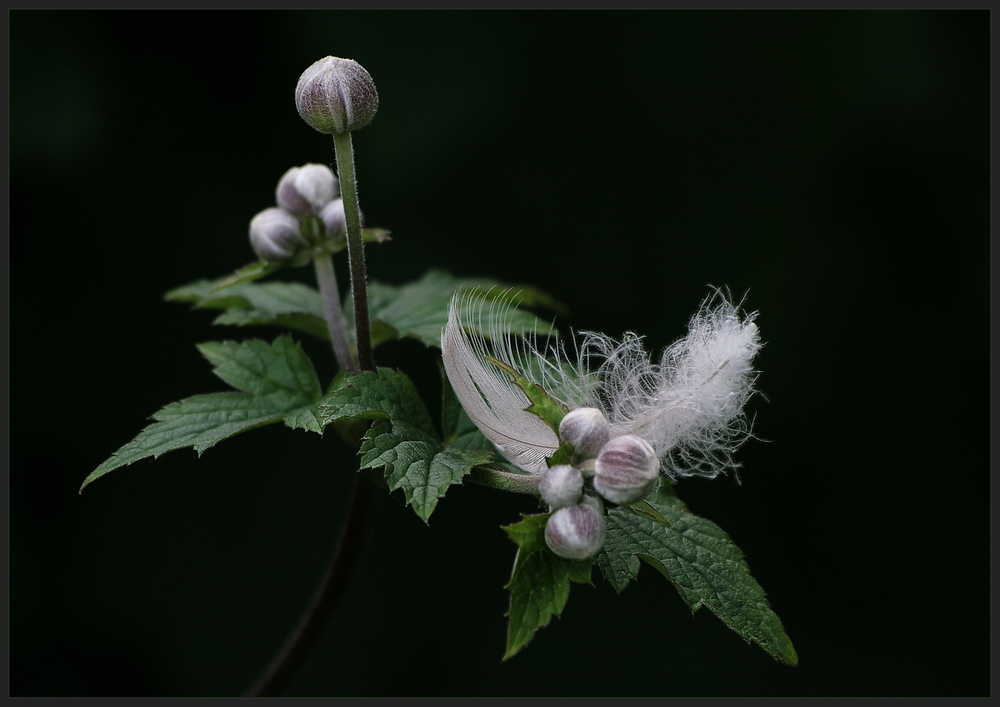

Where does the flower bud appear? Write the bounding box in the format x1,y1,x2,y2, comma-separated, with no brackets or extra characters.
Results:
538,464,583,510
578,492,605,516
593,435,660,505
295,56,379,135
559,407,611,459
545,503,606,561
249,207,306,263
319,198,347,238
276,164,338,216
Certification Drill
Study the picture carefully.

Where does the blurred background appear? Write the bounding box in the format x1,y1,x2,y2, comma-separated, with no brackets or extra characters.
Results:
10,10,989,697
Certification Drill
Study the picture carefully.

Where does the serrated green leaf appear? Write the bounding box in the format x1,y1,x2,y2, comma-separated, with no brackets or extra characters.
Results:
502,514,592,660
167,268,563,353
81,336,323,491
167,279,330,341
299,368,490,521
360,419,491,522
301,368,431,432
597,483,798,666
345,269,563,349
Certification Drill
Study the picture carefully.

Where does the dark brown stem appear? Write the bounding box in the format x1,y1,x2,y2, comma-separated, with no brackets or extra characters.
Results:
245,472,379,696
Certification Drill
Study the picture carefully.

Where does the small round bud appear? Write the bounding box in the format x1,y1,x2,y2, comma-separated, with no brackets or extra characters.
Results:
578,492,605,516
319,198,347,238
559,407,611,459
249,207,306,263
276,164,338,216
593,435,660,505
538,464,583,510
545,503,606,561
295,56,379,135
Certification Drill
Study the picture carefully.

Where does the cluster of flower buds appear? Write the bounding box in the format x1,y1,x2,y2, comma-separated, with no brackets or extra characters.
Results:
249,163,349,265
541,407,661,560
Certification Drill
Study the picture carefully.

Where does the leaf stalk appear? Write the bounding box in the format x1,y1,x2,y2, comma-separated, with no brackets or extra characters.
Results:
468,465,543,495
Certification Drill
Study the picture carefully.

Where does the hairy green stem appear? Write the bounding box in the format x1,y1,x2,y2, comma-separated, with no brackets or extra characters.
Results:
313,252,357,374
468,466,542,496
247,130,380,697
332,132,375,372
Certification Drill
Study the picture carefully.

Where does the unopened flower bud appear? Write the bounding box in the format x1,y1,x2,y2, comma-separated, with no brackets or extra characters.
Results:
579,492,605,516
559,407,611,459
319,198,347,238
594,435,660,505
249,207,306,263
295,56,379,135
545,503,606,561
538,464,583,510
276,164,338,216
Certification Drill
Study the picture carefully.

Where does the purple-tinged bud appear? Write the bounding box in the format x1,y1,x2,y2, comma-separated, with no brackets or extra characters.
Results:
593,435,660,505
276,164,338,216
319,198,347,238
559,407,611,459
249,207,306,263
545,503,606,560
295,56,379,135
538,464,583,510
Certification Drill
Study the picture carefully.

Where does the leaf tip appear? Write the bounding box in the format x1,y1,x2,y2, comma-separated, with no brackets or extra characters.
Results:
78,470,100,494
779,638,799,666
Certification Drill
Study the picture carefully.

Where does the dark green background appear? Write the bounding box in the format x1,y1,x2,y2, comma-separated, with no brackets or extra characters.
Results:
10,10,989,697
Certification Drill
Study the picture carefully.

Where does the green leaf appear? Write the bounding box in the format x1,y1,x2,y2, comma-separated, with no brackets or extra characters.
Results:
361,227,392,245
484,358,566,429
360,419,491,523
502,514,592,660
304,227,393,254
481,353,573,467
166,268,563,352
596,483,798,666
179,231,388,294
484,355,569,435
345,269,564,349
166,280,330,341
300,368,491,521
210,261,286,291
81,336,323,491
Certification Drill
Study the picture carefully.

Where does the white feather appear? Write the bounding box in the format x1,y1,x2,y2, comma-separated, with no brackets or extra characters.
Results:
442,288,762,481
441,292,561,473
568,290,762,479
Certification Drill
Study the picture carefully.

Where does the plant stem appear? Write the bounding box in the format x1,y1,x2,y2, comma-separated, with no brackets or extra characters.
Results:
247,131,380,696
468,465,543,496
245,471,380,697
313,252,357,374
332,131,375,372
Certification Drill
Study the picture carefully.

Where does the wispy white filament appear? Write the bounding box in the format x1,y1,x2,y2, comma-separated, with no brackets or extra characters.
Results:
441,289,762,480
571,291,761,479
